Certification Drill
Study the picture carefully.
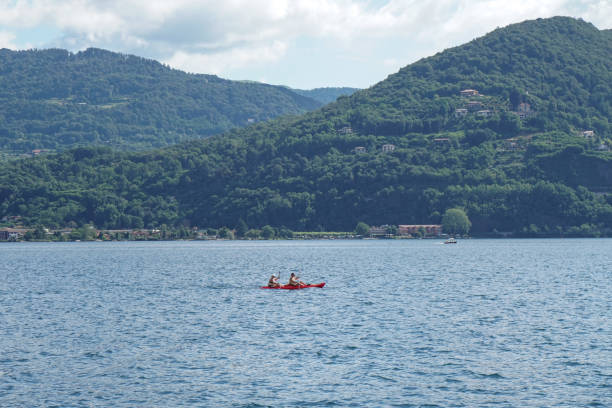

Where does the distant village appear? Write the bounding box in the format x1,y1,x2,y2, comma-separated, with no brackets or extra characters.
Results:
0,218,447,242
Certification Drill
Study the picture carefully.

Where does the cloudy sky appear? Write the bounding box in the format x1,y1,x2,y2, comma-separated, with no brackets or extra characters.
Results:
0,0,610,89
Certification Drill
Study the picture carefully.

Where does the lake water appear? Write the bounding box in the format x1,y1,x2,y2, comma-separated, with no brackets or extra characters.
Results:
1,239,610,407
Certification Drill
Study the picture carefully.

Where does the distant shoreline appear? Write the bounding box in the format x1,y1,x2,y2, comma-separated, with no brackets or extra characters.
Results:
2,234,611,243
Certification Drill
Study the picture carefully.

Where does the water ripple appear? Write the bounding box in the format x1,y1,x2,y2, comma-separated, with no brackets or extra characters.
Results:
0,239,611,407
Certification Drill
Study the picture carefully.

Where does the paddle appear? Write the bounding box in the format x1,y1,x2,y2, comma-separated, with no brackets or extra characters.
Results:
297,272,308,287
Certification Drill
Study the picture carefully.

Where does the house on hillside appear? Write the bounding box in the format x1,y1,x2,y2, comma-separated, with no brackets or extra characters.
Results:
354,146,366,153
460,89,479,97
477,109,493,117
582,130,595,140
504,138,523,151
467,101,483,112
338,126,353,134
454,108,468,117
382,144,395,153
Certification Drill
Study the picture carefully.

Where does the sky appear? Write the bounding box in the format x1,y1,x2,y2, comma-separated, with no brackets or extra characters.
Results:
0,0,610,89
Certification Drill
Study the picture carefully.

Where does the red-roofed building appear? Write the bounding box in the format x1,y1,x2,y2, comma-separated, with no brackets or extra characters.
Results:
398,225,443,237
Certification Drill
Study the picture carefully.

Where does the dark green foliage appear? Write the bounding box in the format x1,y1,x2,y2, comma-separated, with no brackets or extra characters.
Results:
261,225,275,239
354,222,370,236
442,208,471,235
218,227,234,239
235,219,248,238
277,226,294,239
386,225,398,235
0,48,321,153
1,18,611,236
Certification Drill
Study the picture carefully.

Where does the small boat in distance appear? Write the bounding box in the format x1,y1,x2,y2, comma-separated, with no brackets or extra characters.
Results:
444,237,457,244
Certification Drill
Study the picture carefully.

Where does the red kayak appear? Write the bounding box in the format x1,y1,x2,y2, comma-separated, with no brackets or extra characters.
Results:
261,282,325,290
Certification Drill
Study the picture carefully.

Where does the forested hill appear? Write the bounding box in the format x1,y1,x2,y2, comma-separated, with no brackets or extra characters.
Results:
0,48,321,153
343,16,611,138
2,17,612,236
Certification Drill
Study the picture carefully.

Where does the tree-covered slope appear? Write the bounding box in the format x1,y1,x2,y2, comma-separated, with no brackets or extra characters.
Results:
343,16,611,138
0,48,321,153
290,87,360,104
1,17,611,236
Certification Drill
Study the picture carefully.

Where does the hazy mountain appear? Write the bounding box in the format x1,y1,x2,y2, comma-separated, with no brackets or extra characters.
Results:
290,87,360,104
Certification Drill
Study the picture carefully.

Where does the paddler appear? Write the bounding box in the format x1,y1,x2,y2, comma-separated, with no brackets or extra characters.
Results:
287,272,304,287
268,274,281,288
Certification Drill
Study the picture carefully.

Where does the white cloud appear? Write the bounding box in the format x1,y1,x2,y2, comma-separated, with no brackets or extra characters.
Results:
165,40,289,75
0,30,16,48
0,0,610,84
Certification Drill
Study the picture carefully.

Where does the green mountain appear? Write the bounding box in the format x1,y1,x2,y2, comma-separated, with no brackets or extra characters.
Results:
1,17,612,236
0,48,321,153
290,87,360,104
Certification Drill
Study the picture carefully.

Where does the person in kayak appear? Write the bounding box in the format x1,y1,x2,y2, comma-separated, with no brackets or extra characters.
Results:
287,272,304,287
268,274,281,288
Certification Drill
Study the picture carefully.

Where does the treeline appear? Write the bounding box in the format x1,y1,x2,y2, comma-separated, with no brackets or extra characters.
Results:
0,48,321,152
2,130,611,235
15,224,316,242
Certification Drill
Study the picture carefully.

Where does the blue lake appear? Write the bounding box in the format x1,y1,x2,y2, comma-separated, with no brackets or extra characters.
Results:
1,239,611,407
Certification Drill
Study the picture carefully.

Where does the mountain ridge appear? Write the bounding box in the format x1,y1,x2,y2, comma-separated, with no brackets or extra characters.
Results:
1,17,611,236
0,47,322,153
